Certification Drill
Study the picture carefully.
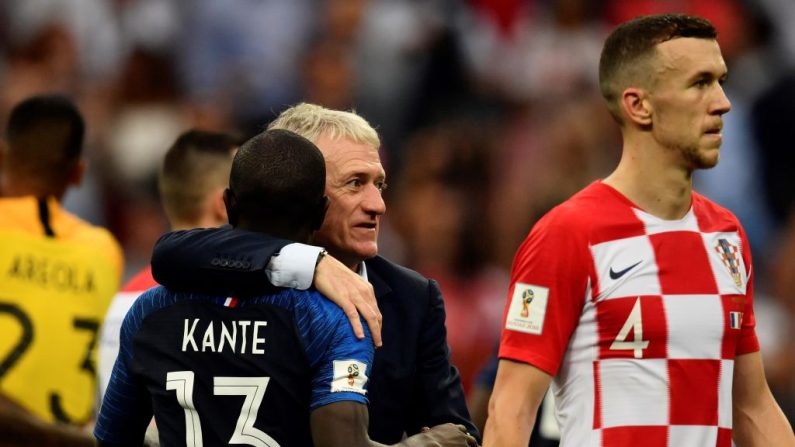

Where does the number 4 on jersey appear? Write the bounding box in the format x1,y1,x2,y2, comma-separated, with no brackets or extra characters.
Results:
610,298,649,359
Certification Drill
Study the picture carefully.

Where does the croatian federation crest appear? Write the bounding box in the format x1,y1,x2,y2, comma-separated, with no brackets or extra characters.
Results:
715,238,742,288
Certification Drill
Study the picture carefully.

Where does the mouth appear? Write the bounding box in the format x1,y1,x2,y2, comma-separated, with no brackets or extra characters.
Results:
354,222,377,231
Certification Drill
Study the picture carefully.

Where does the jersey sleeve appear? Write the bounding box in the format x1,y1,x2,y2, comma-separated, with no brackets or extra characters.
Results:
296,294,375,411
736,225,760,355
94,290,158,445
499,207,591,376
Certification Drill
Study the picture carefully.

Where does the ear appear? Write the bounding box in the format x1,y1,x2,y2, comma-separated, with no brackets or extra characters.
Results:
67,159,86,187
223,188,238,226
620,87,652,126
311,196,329,231
210,188,228,226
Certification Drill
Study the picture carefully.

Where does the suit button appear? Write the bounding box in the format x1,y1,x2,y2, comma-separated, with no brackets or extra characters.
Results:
211,258,220,266
220,259,229,267
242,261,251,269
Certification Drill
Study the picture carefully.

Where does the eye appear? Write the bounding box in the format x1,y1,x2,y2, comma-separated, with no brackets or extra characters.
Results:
376,181,388,193
347,178,362,188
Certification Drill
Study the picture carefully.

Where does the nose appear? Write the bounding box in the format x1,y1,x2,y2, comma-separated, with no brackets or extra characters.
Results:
362,183,386,216
712,84,732,115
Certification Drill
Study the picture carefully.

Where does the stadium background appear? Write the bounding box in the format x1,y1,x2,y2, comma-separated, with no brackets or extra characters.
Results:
1,0,794,424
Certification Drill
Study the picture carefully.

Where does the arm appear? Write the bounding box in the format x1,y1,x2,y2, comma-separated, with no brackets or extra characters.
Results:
151,228,382,344
311,402,477,447
151,227,288,295
408,279,479,441
0,394,95,447
483,360,551,447
732,351,795,446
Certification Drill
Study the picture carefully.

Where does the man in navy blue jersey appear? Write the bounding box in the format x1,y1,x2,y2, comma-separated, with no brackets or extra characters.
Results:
151,103,479,445
95,130,390,446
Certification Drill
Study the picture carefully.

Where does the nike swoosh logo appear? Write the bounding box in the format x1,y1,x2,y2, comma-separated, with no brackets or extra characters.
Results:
609,261,642,280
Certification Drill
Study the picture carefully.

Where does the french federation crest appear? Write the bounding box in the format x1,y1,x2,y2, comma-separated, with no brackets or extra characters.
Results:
715,238,742,287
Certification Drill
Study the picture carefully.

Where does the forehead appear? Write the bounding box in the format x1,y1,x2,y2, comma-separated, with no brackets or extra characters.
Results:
654,37,727,79
315,133,384,176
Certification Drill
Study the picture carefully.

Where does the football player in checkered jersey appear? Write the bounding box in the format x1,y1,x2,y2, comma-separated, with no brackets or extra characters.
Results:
484,14,795,447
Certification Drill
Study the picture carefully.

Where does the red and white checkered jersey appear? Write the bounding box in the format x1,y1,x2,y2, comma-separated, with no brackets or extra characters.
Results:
499,181,759,447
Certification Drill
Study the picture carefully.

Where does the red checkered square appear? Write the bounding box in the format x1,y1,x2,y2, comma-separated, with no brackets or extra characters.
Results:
669,359,720,425
717,427,733,447
602,425,667,447
597,296,667,360
650,231,718,295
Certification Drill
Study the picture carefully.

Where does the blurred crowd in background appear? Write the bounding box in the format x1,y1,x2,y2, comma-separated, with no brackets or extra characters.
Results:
2,0,795,424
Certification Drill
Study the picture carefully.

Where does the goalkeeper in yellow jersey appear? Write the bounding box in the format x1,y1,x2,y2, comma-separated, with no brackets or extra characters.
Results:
0,95,123,446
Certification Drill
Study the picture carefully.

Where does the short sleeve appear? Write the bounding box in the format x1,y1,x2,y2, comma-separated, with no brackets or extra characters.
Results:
499,208,591,376
297,294,375,410
736,226,760,355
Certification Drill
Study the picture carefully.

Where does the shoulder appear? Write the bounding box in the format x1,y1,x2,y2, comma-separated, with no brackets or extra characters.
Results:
692,192,744,232
56,206,124,277
121,267,157,292
366,255,428,285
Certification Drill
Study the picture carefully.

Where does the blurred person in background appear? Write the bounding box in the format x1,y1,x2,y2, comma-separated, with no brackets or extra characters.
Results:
96,129,240,446
0,95,122,445
485,14,794,446
149,102,480,445
391,121,508,395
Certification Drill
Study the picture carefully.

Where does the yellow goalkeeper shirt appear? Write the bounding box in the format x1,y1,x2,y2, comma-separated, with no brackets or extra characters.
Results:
0,196,122,424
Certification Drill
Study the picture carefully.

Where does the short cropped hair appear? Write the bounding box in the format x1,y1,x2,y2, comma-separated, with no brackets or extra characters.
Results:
5,95,85,177
229,129,326,228
267,102,380,149
159,130,240,225
599,14,717,122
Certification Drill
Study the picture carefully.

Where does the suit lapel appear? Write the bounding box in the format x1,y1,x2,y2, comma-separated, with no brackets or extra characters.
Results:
364,259,392,300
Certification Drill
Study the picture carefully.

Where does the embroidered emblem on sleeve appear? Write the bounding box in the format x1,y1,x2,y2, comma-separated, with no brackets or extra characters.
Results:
331,360,368,394
505,283,549,335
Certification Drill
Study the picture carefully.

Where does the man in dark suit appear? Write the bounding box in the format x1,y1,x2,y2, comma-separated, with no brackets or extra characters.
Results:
151,103,479,445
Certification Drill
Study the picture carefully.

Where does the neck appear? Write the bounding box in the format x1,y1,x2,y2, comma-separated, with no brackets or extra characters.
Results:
603,134,693,220
0,176,65,200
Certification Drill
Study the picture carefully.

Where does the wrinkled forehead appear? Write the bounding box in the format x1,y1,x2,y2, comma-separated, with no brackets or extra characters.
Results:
318,134,385,177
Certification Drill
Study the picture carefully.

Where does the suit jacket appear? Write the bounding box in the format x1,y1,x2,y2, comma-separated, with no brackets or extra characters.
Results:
151,228,478,443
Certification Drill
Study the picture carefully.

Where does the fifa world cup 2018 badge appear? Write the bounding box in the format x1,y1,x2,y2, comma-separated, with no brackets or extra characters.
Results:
347,363,360,386
715,238,742,288
521,289,535,318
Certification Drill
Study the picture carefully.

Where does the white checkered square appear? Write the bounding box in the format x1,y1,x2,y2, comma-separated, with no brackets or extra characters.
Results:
599,359,668,427
632,207,700,235
668,425,717,447
702,232,747,295
663,294,724,359
591,236,661,300
718,360,734,428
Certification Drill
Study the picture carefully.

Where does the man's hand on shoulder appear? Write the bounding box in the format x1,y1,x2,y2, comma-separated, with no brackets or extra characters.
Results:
400,423,479,447
314,255,382,347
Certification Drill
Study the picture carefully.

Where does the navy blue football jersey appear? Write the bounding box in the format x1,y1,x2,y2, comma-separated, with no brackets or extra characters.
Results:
95,286,373,446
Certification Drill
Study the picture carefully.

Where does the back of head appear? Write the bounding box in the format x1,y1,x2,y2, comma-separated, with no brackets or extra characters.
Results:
3,94,85,195
159,130,240,227
227,129,326,238
599,14,717,123
267,102,380,148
